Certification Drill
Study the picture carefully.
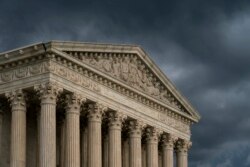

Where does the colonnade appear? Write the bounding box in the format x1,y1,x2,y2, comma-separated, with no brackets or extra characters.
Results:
3,83,191,167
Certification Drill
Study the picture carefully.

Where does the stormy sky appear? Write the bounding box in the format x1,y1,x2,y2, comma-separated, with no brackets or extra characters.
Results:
1,0,250,166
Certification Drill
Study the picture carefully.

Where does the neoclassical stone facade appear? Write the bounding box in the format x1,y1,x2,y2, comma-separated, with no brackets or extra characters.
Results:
0,41,200,167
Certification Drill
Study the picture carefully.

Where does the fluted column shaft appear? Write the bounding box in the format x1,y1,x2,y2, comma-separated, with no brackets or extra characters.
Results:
6,90,26,167
176,140,191,167
146,127,160,167
65,94,84,167
35,82,62,167
108,111,124,167
128,120,144,167
87,103,106,167
40,96,56,167
162,134,177,167
176,151,187,167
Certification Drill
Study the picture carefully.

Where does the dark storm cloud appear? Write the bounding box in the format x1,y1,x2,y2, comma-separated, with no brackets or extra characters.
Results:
1,0,250,166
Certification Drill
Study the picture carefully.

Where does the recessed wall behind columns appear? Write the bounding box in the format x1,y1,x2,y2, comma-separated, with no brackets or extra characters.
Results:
0,107,11,167
26,107,38,167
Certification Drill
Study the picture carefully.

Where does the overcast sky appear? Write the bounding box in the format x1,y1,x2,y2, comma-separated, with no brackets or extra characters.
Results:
1,0,250,166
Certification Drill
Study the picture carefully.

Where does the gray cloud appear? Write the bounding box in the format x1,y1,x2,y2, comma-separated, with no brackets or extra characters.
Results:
1,0,250,166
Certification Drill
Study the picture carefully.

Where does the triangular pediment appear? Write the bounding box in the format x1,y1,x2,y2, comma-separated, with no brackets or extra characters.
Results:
47,41,200,122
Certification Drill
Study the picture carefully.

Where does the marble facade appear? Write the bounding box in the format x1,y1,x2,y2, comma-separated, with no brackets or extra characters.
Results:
0,41,200,167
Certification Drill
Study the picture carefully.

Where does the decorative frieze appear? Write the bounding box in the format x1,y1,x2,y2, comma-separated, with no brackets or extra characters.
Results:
0,61,48,83
158,112,190,134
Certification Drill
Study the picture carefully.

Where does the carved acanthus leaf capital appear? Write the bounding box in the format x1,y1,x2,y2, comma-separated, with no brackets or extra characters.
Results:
176,139,192,153
145,127,163,143
5,89,26,111
87,103,108,122
65,93,87,114
161,133,178,149
128,120,146,138
108,111,127,129
34,82,63,104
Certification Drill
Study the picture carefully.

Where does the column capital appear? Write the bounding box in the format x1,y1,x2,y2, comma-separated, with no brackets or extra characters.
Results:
87,103,107,122
176,139,192,153
108,111,127,130
128,120,145,138
145,127,162,144
34,82,63,104
161,133,178,149
65,93,86,115
5,89,26,111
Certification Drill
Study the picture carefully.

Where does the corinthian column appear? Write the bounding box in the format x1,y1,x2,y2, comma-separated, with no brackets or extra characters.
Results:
176,140,192,167
87,103,107,167
128,120,144,167
6,89,26,167
108,111,126,167
162,134,177,167
35,82,62,167
64,93,85,167
145,127,161,167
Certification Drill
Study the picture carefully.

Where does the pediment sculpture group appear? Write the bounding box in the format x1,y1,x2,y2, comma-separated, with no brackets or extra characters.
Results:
79,53,175,105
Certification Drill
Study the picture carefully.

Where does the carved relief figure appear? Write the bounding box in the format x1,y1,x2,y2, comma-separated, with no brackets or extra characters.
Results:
89,53,103,68
128,57,140,87
146,77,160,96
120,56,130,81
160,89,168,101
102,54,112,73
89,53,96,65
76,52,173,103
15,67,27,78
140,70,150,91
112,57,121,78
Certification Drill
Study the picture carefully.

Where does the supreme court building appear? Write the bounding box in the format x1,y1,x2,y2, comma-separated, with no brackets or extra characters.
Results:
0,41,200,167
